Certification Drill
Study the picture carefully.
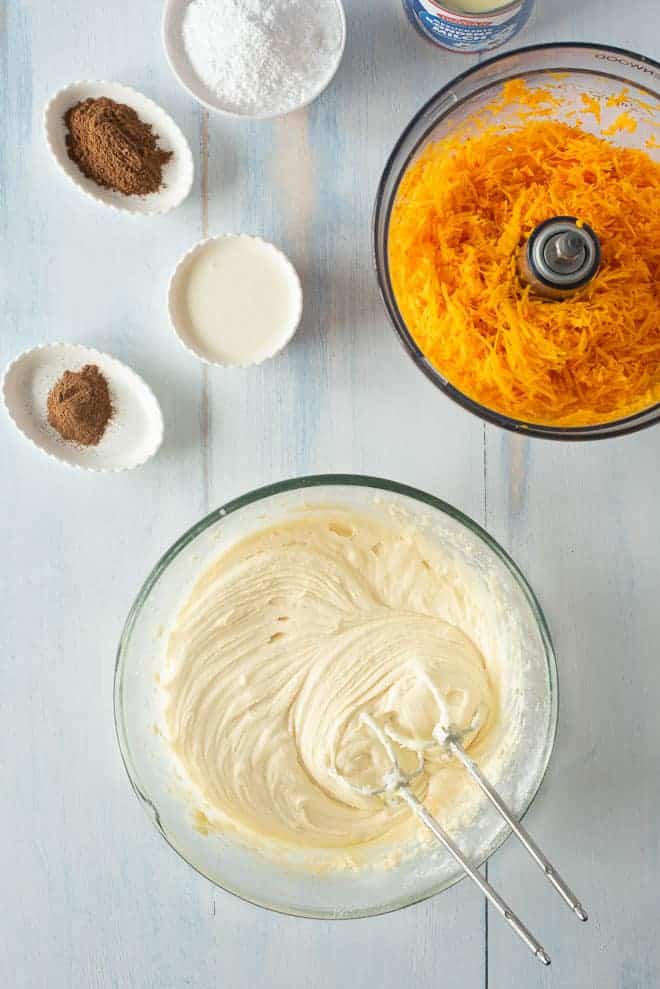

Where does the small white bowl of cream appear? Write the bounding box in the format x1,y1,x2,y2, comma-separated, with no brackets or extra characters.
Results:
168,235,303,367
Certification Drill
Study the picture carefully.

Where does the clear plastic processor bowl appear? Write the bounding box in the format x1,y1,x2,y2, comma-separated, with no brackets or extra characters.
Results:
115,476,557,919
374,44,660,441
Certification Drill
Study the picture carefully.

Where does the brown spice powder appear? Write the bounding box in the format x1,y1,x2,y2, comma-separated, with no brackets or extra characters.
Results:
47,364,113,446
64,97,172,196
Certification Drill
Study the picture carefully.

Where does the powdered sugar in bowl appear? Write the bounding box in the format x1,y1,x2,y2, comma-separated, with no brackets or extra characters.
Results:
163,0,346,119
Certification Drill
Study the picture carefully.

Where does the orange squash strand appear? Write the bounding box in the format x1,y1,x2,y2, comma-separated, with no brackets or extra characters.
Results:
388,90,660,426
602,111,638,136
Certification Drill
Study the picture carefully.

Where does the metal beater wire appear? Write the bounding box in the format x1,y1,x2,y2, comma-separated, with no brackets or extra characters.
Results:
333,714,551,966
334,696,588,965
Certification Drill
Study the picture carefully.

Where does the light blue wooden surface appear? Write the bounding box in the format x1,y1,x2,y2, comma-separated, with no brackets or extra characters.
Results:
1,2,659,987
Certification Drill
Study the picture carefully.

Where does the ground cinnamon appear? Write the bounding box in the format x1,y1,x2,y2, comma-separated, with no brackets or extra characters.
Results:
64,97,172,196
47,365,113,446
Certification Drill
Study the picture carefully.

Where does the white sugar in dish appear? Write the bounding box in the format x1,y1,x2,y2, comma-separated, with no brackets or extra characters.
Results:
181,0,345,117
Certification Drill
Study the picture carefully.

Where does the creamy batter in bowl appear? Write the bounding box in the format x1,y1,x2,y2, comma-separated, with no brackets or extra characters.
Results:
115,476,557,918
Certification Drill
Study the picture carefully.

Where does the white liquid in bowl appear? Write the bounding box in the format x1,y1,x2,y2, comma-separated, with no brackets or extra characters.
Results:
169,235,302,366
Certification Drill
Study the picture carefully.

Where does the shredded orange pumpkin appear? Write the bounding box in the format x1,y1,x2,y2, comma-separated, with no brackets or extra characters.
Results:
602,111,638,136
388,82,660,426
580,93,602,125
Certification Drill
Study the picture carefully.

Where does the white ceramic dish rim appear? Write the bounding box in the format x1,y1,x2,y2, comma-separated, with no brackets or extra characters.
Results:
161,0,347,120
167,234,304,368
2,343,164,473
43,80,194,216
114,474,559,919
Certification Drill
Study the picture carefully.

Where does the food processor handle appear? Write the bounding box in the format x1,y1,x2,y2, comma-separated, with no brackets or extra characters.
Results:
448,740,588,922
398,786,551,967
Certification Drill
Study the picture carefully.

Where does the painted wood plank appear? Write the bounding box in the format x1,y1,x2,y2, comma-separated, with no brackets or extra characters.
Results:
0,2,210,988
484,4,660,986
485,430,660,988
203,3,488,987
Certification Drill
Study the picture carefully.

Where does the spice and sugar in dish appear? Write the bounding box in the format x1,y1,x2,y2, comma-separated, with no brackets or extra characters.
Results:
65,97,172,196
47,364,112,446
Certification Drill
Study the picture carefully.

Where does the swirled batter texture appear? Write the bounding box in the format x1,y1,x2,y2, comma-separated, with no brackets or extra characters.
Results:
165,512,512,864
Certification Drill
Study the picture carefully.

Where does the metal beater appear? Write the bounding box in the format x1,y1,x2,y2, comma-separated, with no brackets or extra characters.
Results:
333,675,587,966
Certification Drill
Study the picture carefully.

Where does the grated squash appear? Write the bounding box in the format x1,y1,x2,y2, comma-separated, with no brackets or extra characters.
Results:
388,81,660,427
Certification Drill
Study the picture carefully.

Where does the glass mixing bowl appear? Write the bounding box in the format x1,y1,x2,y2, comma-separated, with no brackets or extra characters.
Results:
374,44,660,440
115,475,557,918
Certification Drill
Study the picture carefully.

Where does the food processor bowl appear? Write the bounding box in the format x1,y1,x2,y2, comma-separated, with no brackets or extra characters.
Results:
115,475,557,918
374,44,660,440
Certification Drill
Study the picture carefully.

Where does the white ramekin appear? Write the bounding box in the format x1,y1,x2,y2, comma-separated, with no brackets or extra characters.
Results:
167,234,304,368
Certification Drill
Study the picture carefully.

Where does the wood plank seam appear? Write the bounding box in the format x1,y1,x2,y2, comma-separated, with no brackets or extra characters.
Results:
200,107,211,512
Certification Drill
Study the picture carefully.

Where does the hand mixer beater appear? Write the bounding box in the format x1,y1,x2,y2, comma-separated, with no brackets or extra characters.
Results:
333,671,587,966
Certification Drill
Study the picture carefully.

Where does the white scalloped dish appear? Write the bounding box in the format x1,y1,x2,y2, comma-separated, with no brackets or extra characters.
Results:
44,81,194,215
3,344,164,472
168,235,303,367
